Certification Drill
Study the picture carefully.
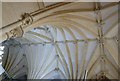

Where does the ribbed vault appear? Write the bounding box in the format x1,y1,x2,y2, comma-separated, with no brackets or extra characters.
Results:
1,2,119,80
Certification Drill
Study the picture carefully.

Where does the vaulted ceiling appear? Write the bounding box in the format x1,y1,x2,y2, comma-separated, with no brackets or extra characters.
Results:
1,2,119,79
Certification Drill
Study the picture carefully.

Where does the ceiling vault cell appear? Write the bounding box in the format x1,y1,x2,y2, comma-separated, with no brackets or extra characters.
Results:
0,2,119,42
1,2,119,80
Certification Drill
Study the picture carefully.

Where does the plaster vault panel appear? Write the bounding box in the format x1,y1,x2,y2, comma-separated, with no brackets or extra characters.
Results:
2,2,39,27
1,2,119,79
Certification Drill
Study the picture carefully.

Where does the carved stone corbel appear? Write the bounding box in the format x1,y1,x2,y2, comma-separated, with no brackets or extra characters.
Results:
5,13,33,40
6,26,24,39
20,13,33,27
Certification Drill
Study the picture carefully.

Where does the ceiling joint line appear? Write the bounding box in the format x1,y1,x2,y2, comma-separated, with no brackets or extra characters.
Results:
94,2,107,78
7,37,115,46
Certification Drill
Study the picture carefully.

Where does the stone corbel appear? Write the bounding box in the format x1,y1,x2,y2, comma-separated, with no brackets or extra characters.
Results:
20,13,33,26
5,13,33,40
6,26,24,40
